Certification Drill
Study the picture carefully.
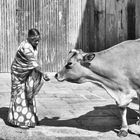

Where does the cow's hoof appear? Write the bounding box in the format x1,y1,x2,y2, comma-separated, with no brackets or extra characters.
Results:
136,120,140,126
117,130,128,137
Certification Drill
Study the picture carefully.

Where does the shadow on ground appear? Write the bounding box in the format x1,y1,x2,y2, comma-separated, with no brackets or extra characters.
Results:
0,105,139,134
39,105,139,132
0,107,9,125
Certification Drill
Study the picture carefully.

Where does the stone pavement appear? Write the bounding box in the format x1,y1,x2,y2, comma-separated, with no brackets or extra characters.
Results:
0,73,140,140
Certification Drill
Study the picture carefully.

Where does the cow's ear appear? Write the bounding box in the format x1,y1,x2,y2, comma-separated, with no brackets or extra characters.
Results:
83,53,95,62
68,49,78,60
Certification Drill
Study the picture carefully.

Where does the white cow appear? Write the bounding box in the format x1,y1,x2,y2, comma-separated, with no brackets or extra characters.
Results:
55,39,140,137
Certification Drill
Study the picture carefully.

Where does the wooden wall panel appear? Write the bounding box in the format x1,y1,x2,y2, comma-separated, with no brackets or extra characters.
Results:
105,0,128,49
127,0,135,40
0,0,139,72
0,0,17,72
135,0,139,38
68,0,83,50
1,0,8,72
94,0,106,51
37,0,68,72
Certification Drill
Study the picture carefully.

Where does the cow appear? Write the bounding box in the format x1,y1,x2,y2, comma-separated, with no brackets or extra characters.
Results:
55,39,140,137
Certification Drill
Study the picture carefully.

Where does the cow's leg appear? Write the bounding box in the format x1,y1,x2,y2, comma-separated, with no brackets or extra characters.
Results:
116,88,137,137
117,107,128,137
136,93,140,125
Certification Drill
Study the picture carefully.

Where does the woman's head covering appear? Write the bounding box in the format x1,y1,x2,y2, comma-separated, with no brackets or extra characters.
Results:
28,28,40,40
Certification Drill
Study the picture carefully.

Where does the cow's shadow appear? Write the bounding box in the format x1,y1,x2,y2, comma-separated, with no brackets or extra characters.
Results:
39,105,139,132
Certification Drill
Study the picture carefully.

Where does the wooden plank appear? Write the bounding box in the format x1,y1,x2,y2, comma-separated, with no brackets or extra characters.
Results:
7,0,10,72
116,0,128,42
68,0,84,50
0,0,2,72
0,0,18,72
9,0,18,72
55,0,68,71
127,0,135,40
38,0,58,72
1,0,8,72
77,0,91,52
135,0,140,38
105,0,118,49
75,0,105,52
37,0,68,72
85,0,95,52
94,0,106,51
105,0,128,49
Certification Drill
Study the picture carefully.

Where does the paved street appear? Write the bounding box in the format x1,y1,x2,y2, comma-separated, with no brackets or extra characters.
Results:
0,73,140,140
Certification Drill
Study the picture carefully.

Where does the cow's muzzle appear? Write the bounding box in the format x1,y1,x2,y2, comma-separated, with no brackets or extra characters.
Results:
55,73,58,79
55,73,64,82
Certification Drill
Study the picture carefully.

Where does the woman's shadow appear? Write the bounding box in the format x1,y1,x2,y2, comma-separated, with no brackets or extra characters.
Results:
0,107,9,125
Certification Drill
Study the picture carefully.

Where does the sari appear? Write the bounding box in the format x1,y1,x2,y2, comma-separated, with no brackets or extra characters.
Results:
8,40,44,127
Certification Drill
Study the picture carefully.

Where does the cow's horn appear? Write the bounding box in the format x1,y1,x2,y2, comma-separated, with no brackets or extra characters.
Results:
69,49,79,54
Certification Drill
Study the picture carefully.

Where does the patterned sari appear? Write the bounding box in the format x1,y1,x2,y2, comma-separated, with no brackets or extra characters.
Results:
8,40,44,127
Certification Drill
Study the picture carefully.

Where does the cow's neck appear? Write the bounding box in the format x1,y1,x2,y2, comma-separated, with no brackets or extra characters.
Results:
83,72,121,103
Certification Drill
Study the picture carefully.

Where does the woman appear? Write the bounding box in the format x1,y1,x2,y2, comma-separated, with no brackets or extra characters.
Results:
8,28,49,129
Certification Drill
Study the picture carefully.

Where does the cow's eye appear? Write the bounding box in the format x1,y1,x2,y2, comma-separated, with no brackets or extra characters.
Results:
83,53,95,62
77,59,82,62
65,62,72,69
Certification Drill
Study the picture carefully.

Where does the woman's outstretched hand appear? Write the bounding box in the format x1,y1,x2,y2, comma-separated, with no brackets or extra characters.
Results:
43,73,50,81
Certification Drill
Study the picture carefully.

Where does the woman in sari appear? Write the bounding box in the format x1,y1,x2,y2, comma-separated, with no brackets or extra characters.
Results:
8,28,49,129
